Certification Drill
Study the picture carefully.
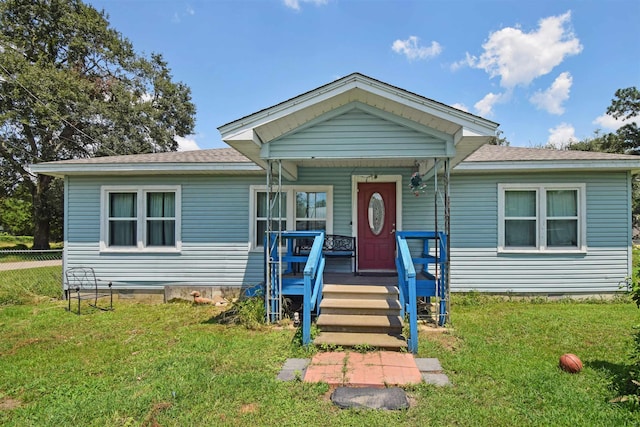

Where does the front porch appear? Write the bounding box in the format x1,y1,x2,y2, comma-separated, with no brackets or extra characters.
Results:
218,74,497,353
265,230,448,353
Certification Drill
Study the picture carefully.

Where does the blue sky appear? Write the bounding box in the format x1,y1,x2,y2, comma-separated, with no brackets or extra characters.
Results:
87,0,639,151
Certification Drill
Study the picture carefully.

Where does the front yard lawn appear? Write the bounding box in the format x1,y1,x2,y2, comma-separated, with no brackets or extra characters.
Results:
0,283,638,425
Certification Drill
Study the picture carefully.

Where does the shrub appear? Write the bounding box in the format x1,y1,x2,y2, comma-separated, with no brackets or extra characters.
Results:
615,263,640,408
217,293,266,330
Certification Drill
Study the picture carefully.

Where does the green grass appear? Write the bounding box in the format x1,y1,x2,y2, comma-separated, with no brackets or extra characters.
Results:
633,245,640,285
1,271,639,426
0,234,33,249
0,266,62,305
0,233,63,252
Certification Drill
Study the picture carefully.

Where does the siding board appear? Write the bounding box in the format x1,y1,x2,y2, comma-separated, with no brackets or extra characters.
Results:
64,168,632,294
269,109,447,159
448,172,631,293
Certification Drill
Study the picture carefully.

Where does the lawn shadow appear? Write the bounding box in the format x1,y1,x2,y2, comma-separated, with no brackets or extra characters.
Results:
586,359,634,396
201,308,239,325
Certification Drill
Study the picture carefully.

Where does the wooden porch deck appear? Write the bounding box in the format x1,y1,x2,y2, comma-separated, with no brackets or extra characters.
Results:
323,273,397,286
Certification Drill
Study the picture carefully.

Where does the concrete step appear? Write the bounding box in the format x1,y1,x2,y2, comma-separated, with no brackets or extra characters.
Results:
314,332,407,350
317,314,403,334
319,298,401,316
322,284,399,300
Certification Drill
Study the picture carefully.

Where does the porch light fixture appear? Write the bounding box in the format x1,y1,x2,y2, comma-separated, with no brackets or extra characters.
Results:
409,172,427,196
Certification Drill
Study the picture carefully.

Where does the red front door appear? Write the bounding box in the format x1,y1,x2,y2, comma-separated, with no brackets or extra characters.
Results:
357,182,397,272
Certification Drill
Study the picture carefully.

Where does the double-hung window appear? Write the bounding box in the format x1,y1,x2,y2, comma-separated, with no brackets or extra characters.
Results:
101,186,181,252
498,184,585,252
250,185,332,249
295,191,328,231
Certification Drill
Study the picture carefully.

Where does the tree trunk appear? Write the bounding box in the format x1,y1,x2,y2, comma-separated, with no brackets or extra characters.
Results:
32,174,52,250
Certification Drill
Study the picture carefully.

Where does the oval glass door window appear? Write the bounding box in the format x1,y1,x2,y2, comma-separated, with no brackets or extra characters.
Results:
368,192,385,235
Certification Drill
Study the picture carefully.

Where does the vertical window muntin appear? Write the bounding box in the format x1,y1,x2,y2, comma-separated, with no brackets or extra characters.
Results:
250,186,332,250
499,184,584,252
102,186,180,251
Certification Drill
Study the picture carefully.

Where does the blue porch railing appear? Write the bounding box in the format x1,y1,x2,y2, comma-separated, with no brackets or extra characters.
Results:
264,231,326,346
396,231,448,353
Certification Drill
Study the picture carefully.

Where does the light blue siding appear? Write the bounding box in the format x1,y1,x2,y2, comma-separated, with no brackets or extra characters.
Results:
448,172,632,293
66,175,265,289
64,168,632,294
268,109,448,159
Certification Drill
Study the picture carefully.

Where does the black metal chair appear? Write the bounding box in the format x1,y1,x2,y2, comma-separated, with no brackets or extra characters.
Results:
64,267,113,314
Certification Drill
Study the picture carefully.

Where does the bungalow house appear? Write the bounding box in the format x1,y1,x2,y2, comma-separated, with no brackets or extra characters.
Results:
31,73,640,352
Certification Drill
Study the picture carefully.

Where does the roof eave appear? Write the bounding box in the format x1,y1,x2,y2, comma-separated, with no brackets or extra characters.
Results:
30,162,264,177
454,160,640,173
218,73,498,140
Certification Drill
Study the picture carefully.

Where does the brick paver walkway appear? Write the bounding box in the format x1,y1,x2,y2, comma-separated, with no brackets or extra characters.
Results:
303,351,423,387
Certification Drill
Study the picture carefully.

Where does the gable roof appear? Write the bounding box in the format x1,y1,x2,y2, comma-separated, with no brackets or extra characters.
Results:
219,72,498,135
217,72,499,180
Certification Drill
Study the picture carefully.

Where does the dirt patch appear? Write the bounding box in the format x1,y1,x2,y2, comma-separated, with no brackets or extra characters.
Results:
1,338,41,357
421,327,460,352
239,403,258,414
141,402,172,427
0,397,22,410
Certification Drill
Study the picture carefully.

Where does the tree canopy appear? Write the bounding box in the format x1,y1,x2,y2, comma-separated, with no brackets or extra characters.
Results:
567,87,640,228
0,0,196,248
568,87,639,154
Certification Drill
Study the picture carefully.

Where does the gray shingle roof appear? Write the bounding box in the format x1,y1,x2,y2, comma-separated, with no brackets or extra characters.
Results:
465,144,640,162
33,144,640,169
44,148,251,165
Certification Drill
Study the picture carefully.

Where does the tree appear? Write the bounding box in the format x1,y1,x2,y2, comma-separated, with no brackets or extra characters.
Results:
489,129,510,146
0,0,196,248
568,87,640,227
570,87,640,154
607,87,640,121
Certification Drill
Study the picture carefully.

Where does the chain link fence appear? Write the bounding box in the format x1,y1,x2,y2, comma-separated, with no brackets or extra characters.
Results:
0,249,63,305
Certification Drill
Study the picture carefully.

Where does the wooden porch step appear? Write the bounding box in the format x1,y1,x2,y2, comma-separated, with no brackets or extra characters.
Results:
314,332,407,350
322,284,398,300
319,298,401,316
316,314,403,334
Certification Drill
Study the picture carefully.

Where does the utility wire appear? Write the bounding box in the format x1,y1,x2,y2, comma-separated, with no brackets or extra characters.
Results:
0,60,122,157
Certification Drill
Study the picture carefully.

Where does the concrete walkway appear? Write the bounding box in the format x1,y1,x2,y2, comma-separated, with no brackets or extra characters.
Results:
0,260,61,271
278,351,451,387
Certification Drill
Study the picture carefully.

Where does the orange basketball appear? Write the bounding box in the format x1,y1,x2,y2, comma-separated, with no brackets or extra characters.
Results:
559,353,583,373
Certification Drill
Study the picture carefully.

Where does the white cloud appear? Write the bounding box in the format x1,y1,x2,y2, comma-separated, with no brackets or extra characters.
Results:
529,71,573,115
474,92,507,117
176,135,200,151
172,6,195,23
451,103,469,112
392,36,442,61
547,123,577,148
450,52,474,71
593,112,639,130
284,0,328,11
463,11,582,88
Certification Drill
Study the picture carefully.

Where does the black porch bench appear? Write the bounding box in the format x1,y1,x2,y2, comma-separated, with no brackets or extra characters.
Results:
64,267,113,315
294,234,357,275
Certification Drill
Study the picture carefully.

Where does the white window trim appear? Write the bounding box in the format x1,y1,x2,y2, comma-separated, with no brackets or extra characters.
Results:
249,185,333,251
100,185,182,253
498,183,586,254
